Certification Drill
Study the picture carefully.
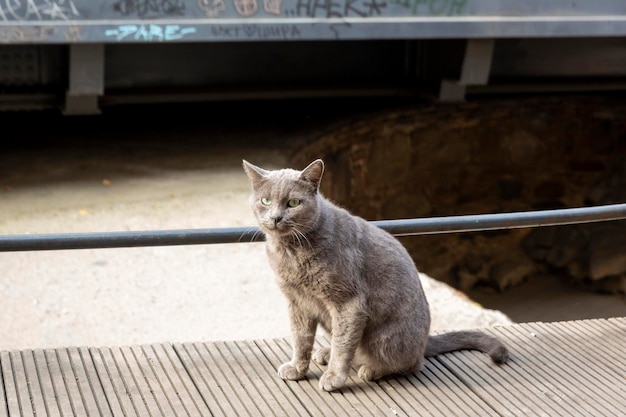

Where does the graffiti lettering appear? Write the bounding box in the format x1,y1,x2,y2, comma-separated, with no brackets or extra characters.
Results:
198,0,225,17
211,24,300,40
0,26,55,42
263,0,280,15
389,0,467,16
0,0,80,21
113,0,185,17
104,24,197,41
329,21,350,38
286,0,387,18
64,24,80,41
233,0,258,16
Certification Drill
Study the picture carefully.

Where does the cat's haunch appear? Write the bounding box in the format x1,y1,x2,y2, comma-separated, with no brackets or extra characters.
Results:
243,159,509,392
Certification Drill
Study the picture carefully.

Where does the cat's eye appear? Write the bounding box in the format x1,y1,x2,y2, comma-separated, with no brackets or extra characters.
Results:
261,197,271,206
287,198,301,208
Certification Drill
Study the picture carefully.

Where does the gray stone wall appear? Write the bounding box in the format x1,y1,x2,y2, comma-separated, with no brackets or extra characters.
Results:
293,96,626,294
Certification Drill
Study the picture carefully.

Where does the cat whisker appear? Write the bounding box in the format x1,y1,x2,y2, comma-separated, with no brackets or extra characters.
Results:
238,226,257,243
292,226,313,250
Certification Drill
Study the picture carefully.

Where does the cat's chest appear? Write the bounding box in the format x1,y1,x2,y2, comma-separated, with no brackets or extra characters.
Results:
268,244,322,277
266,241,361,306
266,244,330,287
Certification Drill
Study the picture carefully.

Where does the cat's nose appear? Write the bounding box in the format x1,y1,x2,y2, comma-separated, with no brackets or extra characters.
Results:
272,215,283,225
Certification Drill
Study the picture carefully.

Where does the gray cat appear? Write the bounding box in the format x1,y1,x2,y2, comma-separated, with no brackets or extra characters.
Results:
243,158,509,392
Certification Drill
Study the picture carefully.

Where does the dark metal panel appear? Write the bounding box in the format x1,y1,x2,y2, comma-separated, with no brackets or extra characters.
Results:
104,41,412,89
492,38,626,78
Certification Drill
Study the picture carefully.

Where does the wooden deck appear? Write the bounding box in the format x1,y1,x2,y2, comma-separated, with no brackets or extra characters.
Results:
1,318,624,416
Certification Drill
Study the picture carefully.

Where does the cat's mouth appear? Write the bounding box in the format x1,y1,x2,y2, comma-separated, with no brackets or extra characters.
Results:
262,221,290,234
262,221,304,239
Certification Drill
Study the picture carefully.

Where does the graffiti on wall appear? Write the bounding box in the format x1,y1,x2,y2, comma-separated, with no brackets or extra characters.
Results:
199,0,468,18
113,0,186,17
197,0,225,17
104,24,197,41
197,0,281,17
0,0,80,21
284,0,387,18
0,0,474,42
0,25,55,41
389,0,467,16
197,0,388,18
211,23,299,39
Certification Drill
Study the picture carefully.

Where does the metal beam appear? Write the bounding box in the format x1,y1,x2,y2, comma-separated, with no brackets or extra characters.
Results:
1,203,625,252
440,39,495,101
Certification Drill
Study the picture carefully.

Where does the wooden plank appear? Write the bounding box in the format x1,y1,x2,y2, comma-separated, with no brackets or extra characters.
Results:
0,353,7,417
52,349,86,415
520,321,625,412
44,349,82,416
253,338,340,417
89,347,137,416
142,343,212,417
0,318,623,417
1,352,20,417
310,337,400,417
234,340,310,417
269,337,371,417
76,346,114,417
272,337,392,417
8,351,35,417
440,350,554,416
20,350,52,417
607,316,626,331
475,329,584,417
107,346,153,416
435,320,626,417
382,358,500,417
508,321,622,416
563,319,626,372
173,342,242,417
115,346,165,417
208,341,276,416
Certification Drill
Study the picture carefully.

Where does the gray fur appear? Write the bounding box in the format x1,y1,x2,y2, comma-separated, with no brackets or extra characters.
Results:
243,159,509,392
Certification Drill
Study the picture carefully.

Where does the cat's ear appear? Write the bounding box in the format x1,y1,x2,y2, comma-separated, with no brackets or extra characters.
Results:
242,160,269,187
299,159,324,190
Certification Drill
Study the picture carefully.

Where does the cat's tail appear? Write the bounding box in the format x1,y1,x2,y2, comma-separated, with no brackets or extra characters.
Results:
425,330,509,364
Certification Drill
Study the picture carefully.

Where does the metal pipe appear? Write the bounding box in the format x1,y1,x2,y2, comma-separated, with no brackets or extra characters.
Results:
1,203,625,252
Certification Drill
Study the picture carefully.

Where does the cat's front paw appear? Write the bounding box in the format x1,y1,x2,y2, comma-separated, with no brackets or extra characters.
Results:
278,362,308,380
319,370,347,392
312,347,330,365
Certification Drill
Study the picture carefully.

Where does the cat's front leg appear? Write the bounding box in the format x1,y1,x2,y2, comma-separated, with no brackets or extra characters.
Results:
278,305,317,381
319,298,367,392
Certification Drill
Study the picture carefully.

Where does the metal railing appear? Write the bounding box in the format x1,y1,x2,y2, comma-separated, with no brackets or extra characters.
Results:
1,203,625,252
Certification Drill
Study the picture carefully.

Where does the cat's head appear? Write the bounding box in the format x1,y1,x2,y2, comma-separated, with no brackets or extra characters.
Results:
242,159,324,238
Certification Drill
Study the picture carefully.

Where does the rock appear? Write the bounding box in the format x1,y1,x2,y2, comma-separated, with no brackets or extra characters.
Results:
294,96,626,296
522,226,586,268
489,257,536,292
497,178,524,200
456,253,487,291
502,130,545,166
586,163,626,204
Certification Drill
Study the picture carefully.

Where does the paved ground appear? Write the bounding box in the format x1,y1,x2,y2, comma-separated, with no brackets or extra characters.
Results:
1,101,623,351
0,102,513,351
